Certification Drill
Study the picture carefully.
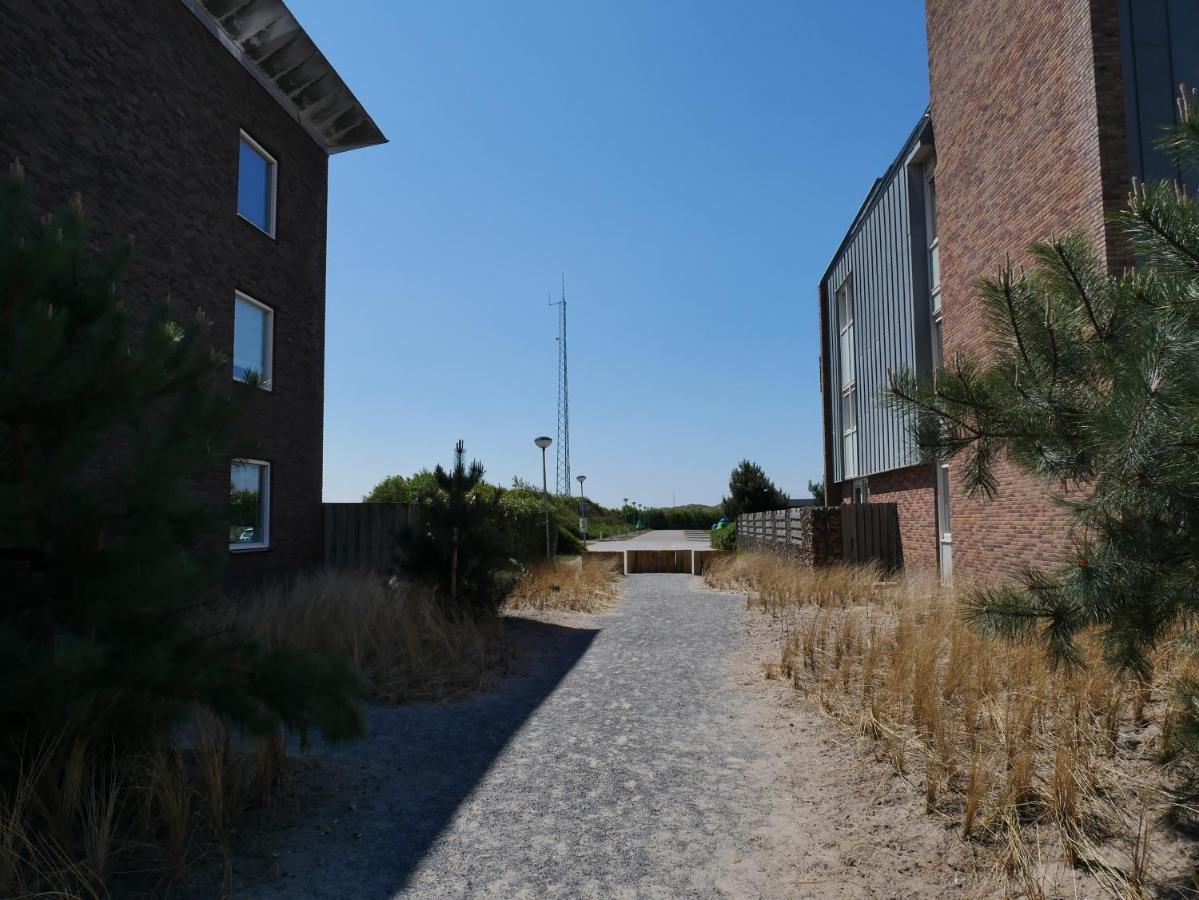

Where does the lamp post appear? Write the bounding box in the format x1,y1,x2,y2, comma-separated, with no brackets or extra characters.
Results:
534,436,553,559
576,474,587,541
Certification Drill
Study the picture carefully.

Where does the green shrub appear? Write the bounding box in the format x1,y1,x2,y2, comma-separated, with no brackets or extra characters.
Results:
556,526,586,556
711,523,736,551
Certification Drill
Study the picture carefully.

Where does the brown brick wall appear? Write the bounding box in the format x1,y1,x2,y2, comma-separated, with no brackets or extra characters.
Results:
0,0,331,583
837,464,938,573
924,0,1129,581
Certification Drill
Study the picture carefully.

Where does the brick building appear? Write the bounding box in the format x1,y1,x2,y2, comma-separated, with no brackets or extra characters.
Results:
0,0,385,581
819,0,1197,581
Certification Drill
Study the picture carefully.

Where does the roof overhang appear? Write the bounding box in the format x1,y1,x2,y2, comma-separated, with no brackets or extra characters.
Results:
181,0,387,154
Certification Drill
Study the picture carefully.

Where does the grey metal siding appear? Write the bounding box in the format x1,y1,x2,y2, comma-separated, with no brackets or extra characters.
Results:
820,122,930,486
1119,0,1199,191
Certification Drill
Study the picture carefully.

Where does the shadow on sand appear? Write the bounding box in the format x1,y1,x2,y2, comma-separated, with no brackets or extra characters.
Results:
230,616,600,899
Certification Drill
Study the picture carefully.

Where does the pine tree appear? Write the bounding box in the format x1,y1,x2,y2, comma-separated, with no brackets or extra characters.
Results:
0,163,364,755
394,440,508,611
885,89,1199,802
808,479,826,506
722,459,787,518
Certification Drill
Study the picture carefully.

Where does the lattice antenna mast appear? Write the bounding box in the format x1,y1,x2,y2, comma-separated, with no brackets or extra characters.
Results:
549,276,570,494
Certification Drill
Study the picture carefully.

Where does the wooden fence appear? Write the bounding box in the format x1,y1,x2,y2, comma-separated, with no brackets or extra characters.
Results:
841,503,901,570
626,549,693,574
692,549,733,575
737,504,901,570
736,508,808,551
323,502,422,572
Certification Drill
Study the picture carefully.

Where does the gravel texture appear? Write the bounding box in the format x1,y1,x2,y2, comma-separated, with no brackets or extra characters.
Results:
232,575,788,898
228,573,977,899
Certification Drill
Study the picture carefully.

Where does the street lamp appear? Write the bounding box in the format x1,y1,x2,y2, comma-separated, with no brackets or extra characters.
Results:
576,475,587,541
534,436,553,559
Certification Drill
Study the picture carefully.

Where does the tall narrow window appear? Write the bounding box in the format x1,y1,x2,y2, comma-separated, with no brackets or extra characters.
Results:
238,132,276,236
837,276,857,479
233,292,273,388
925,165,940,315
230,459,270,550
852,477,870,505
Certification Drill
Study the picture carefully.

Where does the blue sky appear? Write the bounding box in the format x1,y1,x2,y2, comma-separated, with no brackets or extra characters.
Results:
290,0,930,508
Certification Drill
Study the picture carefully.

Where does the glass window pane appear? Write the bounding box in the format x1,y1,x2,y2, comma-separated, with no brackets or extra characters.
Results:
238,138,273,232
929,241,941,294
841,386,857,435
844,282,854,325
927,176,937,240
843,431,857,480
839,326,854,388
230,461,267,546
233,297,269,383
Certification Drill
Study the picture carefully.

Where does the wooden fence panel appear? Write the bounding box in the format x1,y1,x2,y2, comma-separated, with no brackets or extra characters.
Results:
323,503,422,572
626,549,692,574
841,503,900,571
692,549,732,575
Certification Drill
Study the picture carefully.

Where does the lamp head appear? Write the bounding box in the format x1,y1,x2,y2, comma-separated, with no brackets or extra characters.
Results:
534,436,552,449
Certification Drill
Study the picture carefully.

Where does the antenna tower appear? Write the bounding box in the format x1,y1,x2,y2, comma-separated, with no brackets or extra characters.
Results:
549,277,570,494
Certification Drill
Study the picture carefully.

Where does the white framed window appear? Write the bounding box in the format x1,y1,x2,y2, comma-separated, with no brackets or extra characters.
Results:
852,477,870,505
836,276,858,479
233,291,273,389
237,131,277,236
230,459,270,551
924,163,940,315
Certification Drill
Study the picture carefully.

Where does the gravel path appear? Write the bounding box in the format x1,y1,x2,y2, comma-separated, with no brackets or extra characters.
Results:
234,575,792,898
230,574,975,899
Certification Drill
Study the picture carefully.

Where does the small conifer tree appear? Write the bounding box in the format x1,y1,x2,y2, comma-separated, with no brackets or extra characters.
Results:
394,440,508,612
0,164,364,755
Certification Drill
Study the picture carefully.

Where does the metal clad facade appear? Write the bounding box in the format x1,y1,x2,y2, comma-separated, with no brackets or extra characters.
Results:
1119,0,1199,192
824,118,931,483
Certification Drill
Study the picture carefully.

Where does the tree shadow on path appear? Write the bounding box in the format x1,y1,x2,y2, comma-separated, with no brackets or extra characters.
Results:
232,616,600,899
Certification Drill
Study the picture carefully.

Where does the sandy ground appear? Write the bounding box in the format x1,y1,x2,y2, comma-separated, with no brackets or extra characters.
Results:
211,574,987,898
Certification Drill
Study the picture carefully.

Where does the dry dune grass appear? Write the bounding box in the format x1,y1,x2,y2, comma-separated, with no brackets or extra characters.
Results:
705,551,1199,897
4,569,508,898
0,717,287,899
228,569,504,703
504,557,623,614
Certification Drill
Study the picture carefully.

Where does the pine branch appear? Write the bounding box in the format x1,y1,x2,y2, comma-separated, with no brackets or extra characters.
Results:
1050,238,1105,339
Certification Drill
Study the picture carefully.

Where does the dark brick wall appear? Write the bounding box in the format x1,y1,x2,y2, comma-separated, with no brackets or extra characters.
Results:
924,0,1129,581
0,0,330,583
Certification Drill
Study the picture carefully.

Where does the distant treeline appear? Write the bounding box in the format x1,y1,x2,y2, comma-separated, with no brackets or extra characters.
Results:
638,504,722,530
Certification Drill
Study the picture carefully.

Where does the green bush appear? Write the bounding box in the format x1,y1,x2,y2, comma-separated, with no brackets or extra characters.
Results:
711,523,736,551
556,526,586,556
641,503,722,529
